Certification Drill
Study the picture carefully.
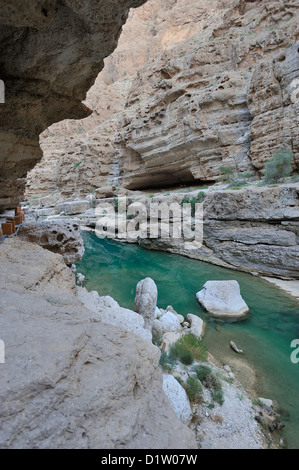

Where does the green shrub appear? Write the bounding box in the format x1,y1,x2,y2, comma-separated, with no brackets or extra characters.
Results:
263,148,293,184
193,364,212,382
204,373,224,406
113,197,119,212
181,191,205,216
170,334,208,363
227,172,252,189
218,166,234,182
159,350,176,373
211,387,224,406
179,350,194,366
181,195,191,206
184,377,203,403
196,191,205,203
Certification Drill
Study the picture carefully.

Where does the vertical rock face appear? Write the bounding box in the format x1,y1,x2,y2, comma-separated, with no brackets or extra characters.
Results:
0,0,147,210
248,42,299,170
137,184,299,279
26,0,299,198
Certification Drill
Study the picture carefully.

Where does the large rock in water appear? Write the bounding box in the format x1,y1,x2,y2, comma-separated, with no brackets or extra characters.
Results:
196,281,249,320
0,238,196,449
135,278,158,331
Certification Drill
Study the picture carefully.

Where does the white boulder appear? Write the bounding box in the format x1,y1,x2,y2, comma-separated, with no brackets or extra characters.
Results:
165,305,184,324
162,374,192,423
134,278,158,331
160,311,181,333
196,280,249,320
186,314,205,338
155,307,162,319
152,319,164,336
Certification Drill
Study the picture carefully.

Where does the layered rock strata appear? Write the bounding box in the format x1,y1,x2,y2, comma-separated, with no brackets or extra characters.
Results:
26,0,299,198
84,184,299,279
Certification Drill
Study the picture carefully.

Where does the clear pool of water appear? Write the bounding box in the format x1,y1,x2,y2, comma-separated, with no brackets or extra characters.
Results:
76,231,299,448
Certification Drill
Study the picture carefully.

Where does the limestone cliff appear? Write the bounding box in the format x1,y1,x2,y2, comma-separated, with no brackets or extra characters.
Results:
26,0,299,198
136,184,299,279
0,0,147,210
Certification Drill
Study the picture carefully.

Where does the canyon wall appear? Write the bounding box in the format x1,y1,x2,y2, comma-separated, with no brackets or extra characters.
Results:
135,184,299,280
26,0,299,198
0,0,147,210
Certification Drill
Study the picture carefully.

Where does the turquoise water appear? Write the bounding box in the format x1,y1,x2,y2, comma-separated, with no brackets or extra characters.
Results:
77,231,299,448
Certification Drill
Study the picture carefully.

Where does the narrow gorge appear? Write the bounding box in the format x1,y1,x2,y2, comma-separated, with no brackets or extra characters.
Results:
1,0,299,451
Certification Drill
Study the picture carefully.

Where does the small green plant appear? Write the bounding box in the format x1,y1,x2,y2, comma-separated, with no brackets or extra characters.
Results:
73,161,83,171
208,403,215,409
184,377,203,403
218,166,234,183
203,373,224,406
252,398,264,407
179,350,194,366
211,386,224,406
181,195,191,206
196,191,205,203
263,148,293,184
113,197,119,212
227,171,253,189
181,191,205,216
170,334,208,363
159,350,176,373
193,364,212,382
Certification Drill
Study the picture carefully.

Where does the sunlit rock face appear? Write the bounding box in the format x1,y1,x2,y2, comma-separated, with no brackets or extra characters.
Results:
26,0,299,199
0,0,147,209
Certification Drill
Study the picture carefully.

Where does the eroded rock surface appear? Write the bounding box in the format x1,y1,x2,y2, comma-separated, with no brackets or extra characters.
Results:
18,219,85,266
0,0,147,209
26,0,299,198
137,184,299,279
0,238,197,449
